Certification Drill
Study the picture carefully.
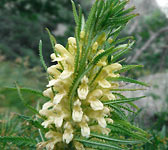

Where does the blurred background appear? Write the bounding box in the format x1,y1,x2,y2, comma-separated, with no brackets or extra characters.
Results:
0,0,168,149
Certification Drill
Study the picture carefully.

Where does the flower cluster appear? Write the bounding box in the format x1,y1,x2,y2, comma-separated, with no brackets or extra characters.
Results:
37,31,122,150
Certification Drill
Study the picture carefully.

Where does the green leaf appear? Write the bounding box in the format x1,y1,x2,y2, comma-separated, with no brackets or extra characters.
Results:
117,6,136,16
110,104,127,120
39,40,47,71
17,114,48,132
85,0,98,32
46,28,57,54
16,83,42,117
108,124,150,143
3,87,46,98
90,133,142,144
115,104,135,113
0,136,36,146
110,88,146,91
115,65,144,74
111,41,135,63
71,0,79,25
111,14,138,24
75,138,124,150
110,0,128,15
103,96,145,105
107,76,150,87
112,92,139,110
112,36,134,45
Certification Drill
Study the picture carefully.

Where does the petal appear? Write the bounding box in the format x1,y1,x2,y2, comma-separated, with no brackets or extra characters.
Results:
53,93,66,104
42,101,54,110
54,116,63,128
105,92,116,100
59,69,73,79
90,99,103,111
74,142,85,150
47,65,60,76
63,129,73,144
72,108,83,122
52,56,65,62
42,120,53,128
77,85,89,100
68,37,76,46
98,79,111,88
55,44,68,55
46,140,55,150
81,123,90,138
47,79,57,87
90,89,102,98
106,118,114,124
39,109,52,116
74,99,81,106
81,76,88,83
97,117,107,128
43,88,53,98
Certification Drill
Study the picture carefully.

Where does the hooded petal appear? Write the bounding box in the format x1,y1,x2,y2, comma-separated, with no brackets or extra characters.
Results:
80,123,90,138
98,79,111,88
54,115,64,128
77,85,89,100
74,142,85,150
63,129,73,144
90,99,104,111
43,88,54,98
53,93,66,104
72,107,83,122
59,69,73,79
42,119,53,128
97,117,107,128
42,101,54,110
47,79,58,87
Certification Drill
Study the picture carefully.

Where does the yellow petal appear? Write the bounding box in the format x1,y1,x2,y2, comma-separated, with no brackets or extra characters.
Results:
42,119,53,128
53,93,66,104
90,89,102,98
90,99,103,111
77,85,89,100
42,101,53,110
43,88,54,98
74,142,85,150
68,37,76,47
98,79,111,88
63,129,73,144
54,116,63,128
80,123,90,138
72,107,83,122
47,79,58,87
59,69,73,79
97,117,107,128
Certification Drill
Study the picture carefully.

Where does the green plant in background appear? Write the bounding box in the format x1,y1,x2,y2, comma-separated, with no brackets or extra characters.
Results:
0,0,151,149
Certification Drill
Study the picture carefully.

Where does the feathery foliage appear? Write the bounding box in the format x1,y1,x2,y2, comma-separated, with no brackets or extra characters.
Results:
0,0,151,149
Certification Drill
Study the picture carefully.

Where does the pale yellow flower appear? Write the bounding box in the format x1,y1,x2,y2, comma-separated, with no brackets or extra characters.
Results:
68,37,77,55
45,131,62,150
74,142,85,150
87,89,104,110
47,64,61,78
79,115,90,137
43,88,54,99
38,31,123,149
72,99,83,122
63,122,73,144
77,76,89,100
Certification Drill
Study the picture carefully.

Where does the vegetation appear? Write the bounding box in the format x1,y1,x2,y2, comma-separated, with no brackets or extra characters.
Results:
0,0,167,149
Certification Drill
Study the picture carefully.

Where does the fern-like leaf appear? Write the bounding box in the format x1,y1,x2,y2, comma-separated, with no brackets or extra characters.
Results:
0,136,37,147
